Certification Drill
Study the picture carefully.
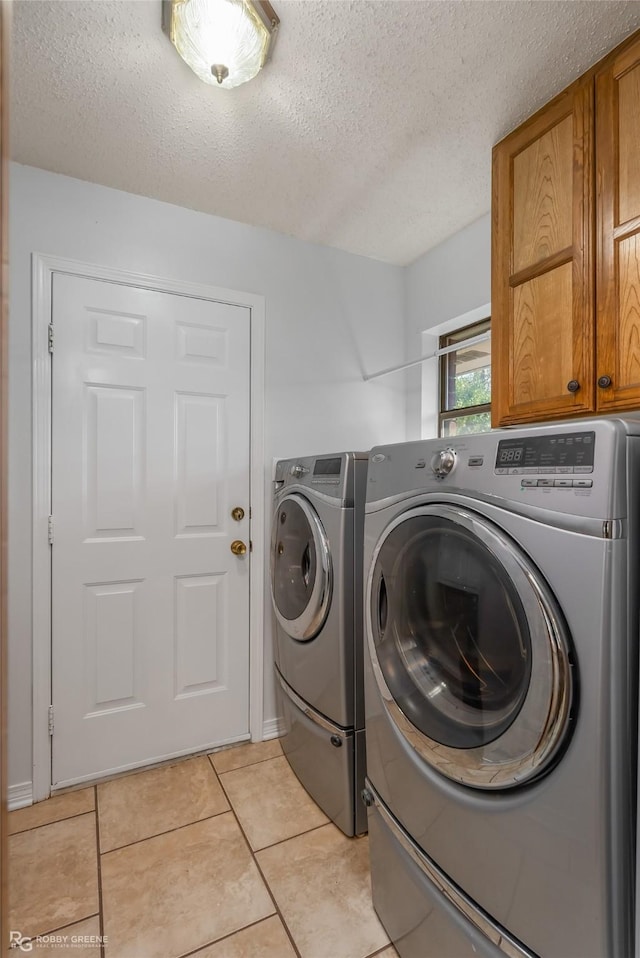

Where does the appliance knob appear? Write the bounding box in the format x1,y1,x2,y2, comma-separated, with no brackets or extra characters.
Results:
431,448,456,479
290,464,308,478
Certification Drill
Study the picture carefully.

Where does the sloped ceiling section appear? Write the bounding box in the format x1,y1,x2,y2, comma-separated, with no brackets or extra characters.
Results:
11,0,640,265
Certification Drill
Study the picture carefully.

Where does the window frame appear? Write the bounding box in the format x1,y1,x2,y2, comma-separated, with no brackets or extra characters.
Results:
438,317,491,437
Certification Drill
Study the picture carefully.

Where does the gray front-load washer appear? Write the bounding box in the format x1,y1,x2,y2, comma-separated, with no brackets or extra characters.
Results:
271,452,368,837
363,419,640,958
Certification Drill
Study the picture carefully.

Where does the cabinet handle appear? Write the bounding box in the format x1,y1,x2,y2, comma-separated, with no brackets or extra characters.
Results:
567,380,580,393
597,375,612,389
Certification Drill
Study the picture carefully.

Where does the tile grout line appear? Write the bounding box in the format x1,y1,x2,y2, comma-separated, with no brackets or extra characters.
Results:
76,749,288,858
94,785,106,958
15,915,102,945
8,806,97,837
366,943,395,957
255,819,331,853
214,765,303,958
206,747,283,777
99,806,233,856
177,914,285,958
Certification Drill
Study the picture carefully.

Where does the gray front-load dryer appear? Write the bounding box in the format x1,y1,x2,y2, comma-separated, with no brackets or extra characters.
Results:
271,452,368,837
363,419,640,958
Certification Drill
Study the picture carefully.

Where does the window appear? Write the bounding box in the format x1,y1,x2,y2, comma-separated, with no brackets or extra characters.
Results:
439,318,491,437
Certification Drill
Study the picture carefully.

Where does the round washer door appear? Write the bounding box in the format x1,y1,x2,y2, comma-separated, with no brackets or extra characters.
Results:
271,493,333,641
367,504,574,789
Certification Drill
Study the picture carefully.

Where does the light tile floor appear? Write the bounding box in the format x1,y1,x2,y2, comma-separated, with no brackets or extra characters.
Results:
9,739,398,958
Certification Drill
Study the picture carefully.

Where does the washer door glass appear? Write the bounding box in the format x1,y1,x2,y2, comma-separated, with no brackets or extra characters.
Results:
368,504,573,789
272,494,333,641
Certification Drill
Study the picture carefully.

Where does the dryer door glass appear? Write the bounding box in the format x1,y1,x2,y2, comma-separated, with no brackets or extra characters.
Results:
368,504,573,789
271,494,333,641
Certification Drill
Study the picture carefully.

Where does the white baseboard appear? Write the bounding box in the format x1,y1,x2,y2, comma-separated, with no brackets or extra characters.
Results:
8,781,33,811
262,717,284,740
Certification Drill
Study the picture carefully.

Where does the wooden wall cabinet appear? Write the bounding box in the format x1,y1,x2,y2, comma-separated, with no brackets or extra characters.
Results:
492,31,640,427
596,37,640,412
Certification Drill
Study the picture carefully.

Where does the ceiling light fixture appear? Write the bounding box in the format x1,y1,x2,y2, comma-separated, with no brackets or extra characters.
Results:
163,0,279,90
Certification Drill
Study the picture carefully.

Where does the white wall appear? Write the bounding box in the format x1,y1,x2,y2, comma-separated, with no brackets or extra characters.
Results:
8,163,407,790
405,214,491,440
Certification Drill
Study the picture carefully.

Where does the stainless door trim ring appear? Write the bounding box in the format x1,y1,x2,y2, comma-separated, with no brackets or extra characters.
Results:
367,781,537,958
366,504,573,789
271,492,333,641
276,483,349,509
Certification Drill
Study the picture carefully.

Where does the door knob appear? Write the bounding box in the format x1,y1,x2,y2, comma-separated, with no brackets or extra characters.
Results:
230,540,247,556
231,507,245,521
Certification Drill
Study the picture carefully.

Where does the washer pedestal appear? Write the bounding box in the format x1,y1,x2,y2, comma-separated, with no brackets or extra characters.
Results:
367,786,528,958
277,669,366,837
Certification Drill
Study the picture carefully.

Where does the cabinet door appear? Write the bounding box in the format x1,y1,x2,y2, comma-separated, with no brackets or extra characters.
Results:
596,34,640,411
492,77,595,426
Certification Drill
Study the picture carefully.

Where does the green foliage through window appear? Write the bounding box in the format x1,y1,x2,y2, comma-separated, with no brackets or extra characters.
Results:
439,319,491,437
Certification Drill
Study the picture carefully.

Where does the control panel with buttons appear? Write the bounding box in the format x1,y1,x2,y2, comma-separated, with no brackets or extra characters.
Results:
521,478,593,489
497,430,595,491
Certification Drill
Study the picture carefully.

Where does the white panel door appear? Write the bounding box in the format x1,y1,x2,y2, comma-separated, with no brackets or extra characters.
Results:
50,274,251,787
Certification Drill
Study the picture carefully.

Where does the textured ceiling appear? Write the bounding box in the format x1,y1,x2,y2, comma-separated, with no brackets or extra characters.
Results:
11,0,640,265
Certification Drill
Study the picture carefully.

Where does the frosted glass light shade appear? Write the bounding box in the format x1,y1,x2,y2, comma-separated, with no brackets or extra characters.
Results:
168,0,277,89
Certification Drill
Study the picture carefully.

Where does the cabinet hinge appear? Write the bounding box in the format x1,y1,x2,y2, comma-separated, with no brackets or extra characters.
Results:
48,705,54,736
48,515,54,545
48,323,54,353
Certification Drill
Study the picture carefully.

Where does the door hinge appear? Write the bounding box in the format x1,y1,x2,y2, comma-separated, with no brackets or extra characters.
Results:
48,515,54,545
48,323,54,353
48,705,54,736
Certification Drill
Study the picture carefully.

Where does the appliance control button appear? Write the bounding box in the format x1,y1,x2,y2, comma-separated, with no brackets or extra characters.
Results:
573,479,593,488
574,466,594,474
554,479,573,487
468,456,484,467
537,479,554,487
431,448,456,479
521,479,537,487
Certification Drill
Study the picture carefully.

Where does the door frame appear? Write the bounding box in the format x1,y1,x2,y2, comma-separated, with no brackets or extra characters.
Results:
31,253,266,802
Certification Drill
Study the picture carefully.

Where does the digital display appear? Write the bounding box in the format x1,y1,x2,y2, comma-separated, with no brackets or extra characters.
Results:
313,457,342,476
495,431,595,472
497,447,523,465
